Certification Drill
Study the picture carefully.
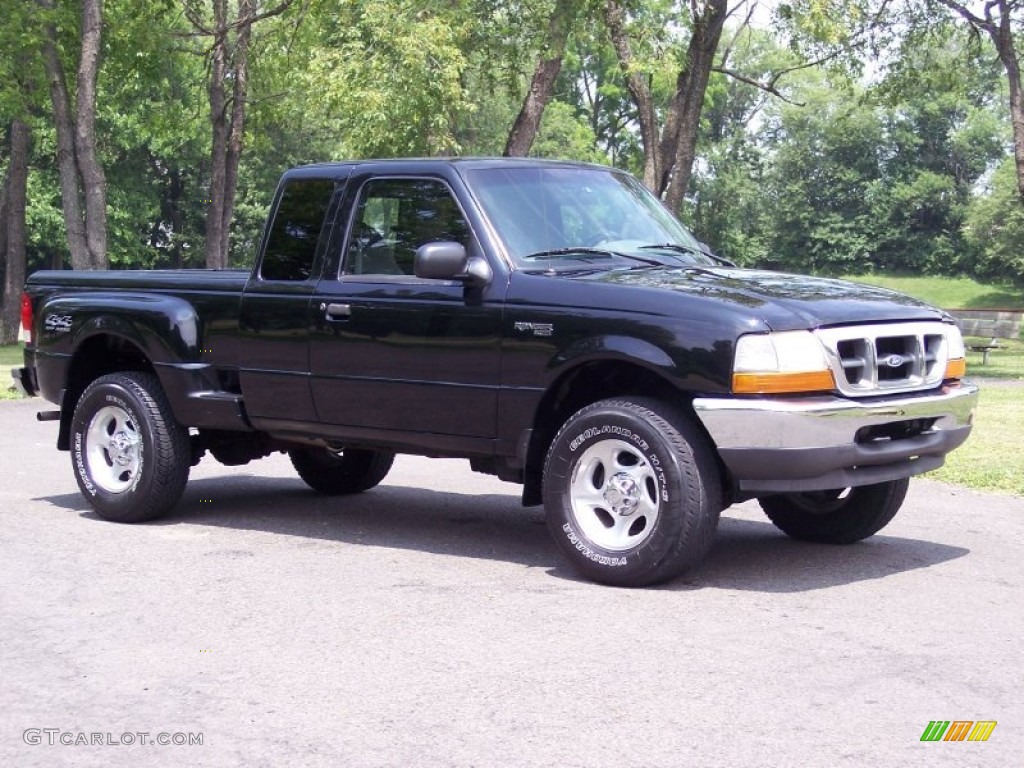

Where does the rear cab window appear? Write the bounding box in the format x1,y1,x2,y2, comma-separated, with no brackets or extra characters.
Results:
260,178,337,282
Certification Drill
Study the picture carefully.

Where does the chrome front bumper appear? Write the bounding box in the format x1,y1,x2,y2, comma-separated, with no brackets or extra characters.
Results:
693,382,979,493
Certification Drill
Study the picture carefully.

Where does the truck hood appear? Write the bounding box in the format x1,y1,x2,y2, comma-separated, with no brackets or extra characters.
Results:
578,266,947,330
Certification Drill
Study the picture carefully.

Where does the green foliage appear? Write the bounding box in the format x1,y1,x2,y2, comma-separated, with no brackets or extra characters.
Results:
758,73,885,273
1,0,1020,288
304,1,473,158
963,158,1024,285
529,100,605,162
555,16,642,170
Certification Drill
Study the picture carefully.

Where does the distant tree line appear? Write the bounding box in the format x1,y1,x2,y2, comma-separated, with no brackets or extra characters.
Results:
2,0,1023,342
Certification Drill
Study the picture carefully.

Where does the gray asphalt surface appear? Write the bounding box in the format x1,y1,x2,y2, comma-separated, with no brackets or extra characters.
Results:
1,395,1021,767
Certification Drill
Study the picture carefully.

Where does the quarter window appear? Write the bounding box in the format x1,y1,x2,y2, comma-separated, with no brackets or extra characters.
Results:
260,179,335,281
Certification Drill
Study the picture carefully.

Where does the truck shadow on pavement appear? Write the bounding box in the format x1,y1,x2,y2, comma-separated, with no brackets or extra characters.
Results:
38,475,970,593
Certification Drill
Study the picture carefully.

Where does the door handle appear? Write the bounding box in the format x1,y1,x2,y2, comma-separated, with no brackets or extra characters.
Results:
323,302,351,321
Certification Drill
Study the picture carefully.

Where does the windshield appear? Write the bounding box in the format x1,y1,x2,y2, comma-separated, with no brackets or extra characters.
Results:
463,166,709,268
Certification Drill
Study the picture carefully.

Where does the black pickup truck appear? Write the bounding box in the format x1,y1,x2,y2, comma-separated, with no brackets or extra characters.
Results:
13,158,978,586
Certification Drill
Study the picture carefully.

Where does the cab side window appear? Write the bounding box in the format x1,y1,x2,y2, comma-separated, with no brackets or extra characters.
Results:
344,179,470,276
260,179,335,281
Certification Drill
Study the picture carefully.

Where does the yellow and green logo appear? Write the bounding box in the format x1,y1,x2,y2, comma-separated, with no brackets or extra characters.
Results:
920,721,997,742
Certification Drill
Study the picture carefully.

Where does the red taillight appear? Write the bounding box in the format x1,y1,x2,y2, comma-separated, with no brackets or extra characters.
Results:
20,293,33,344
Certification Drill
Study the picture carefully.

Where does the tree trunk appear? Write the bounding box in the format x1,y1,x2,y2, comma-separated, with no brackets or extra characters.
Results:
661,0,727,212
504,0,579,157
202,0,269,268
939,0,1024,204
74,0,107,268
604,0,727,211
604,0,660,191
39,11,90,268
1,166,8,263
36,0,107,269
204,0,230,269
993,8,1024,204
2,120,30,344
220,0,253,265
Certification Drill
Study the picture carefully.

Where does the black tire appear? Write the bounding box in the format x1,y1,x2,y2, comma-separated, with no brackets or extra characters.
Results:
758,478,910,544
289,446,395,495
542,398,722,587
70,371,190,523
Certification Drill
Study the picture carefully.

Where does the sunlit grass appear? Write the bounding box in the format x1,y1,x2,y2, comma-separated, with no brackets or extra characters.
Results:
840,274,1024,311
931,383,1024,496
1,344,26,401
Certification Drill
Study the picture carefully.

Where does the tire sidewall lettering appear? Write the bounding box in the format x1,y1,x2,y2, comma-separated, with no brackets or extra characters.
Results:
561,522,628,567
558,416,674,569
73,432,98,497
568,425,648,454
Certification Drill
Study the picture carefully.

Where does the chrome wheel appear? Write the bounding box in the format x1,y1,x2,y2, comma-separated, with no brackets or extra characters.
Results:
568,438,660,552
85,404,142,493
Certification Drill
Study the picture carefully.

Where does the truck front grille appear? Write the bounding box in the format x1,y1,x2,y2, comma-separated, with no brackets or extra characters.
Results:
815,322,951,396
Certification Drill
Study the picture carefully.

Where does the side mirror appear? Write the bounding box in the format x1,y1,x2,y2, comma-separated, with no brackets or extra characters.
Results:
414,242,492,288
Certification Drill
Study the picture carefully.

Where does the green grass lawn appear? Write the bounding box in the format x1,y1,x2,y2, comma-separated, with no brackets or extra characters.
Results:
841,273,1024,310
1,344,25,401
931,383,1024,496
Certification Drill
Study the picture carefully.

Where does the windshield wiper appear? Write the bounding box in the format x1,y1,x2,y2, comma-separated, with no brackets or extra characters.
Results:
639,243,736,267
523,247,665,268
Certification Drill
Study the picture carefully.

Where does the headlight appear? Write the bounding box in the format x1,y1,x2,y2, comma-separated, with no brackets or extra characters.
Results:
732,331,836,394
944,324,966,379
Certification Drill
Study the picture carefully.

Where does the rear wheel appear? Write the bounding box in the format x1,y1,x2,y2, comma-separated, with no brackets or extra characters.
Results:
542,398,721,587
70,372,190,522
289,446,394,495
758,478,910,544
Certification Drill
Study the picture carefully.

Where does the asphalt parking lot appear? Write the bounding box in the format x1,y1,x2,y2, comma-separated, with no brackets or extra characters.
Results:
1,395,1021,767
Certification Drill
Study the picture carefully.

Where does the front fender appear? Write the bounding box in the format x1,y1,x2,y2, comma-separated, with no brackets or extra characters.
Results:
549,334,676,376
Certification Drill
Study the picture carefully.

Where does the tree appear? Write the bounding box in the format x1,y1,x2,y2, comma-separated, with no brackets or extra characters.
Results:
1,0,42,341
303,1,472,158
182,0,294,269
964,157,1024,282
936,0,1024,204
603,0,729,211
760,73,886,274
504,0,583,156
1,120,30,342
35,0,108,270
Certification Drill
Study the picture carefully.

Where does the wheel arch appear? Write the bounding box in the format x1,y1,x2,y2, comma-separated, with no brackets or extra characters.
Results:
58,333,157,450
521,356,713,507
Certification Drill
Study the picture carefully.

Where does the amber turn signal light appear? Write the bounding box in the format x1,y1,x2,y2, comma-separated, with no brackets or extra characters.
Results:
732,370,836,395
944,357,966,380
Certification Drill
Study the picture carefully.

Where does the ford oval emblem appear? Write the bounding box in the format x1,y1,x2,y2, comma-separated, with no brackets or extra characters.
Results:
884,354,905,368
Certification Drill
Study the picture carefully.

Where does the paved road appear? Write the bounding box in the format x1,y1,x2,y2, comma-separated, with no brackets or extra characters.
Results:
1,396,1021,767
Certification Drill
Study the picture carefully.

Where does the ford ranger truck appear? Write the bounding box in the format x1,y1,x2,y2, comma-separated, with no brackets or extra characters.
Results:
12,158,978,587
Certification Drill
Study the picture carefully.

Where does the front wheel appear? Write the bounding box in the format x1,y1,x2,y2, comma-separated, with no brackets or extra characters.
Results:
70,372,191,522
757,478,910,544
542,398,722,587
289,446,394,495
